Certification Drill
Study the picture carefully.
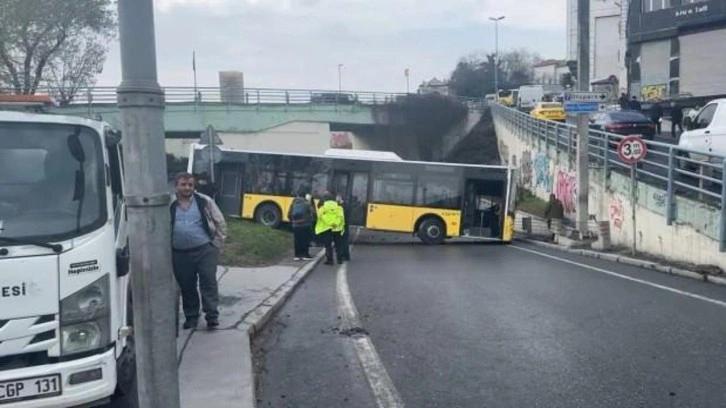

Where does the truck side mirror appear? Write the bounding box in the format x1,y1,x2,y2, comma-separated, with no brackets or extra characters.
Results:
116,245,130,277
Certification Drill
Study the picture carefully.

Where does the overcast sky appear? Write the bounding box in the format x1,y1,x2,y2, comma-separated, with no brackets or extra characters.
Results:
97,0,567,92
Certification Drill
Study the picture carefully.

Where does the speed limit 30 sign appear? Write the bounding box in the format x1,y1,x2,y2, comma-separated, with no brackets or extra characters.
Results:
617,135,648,164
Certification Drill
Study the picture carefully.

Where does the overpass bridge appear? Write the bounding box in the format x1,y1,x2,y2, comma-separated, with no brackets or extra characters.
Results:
43,86,486,158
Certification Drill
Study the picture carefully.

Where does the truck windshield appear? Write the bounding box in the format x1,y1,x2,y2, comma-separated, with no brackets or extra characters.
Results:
0,122,106,242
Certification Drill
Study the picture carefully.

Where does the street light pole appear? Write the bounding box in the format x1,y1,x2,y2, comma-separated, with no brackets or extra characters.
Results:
338,64,344,93
489,16,505,96
116,1,180,407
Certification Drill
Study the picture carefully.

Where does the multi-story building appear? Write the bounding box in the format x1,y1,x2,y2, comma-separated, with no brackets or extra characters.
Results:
418,78,452,97
627,0,726,106
533,60,571,85
566,0,629,91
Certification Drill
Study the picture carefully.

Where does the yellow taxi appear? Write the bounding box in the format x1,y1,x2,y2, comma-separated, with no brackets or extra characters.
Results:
530,102,566,122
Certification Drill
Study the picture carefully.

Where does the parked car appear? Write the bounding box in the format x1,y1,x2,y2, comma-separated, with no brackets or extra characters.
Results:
588,110,656,140
530,102,566,122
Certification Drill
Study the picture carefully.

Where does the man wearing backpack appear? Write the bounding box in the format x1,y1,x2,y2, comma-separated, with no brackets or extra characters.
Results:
288,190,315,260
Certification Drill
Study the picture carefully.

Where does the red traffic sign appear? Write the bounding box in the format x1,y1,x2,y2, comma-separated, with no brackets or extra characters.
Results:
617,135,648,164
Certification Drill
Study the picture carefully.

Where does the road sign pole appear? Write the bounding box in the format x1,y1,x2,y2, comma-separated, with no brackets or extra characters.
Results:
631,163,637,256
208,126,215,184
116,1,180,407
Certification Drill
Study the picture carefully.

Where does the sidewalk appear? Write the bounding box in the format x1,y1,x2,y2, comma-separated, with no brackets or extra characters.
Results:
175,250,323,408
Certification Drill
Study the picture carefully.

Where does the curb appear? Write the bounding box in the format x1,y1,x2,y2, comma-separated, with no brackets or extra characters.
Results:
242,250,326,336
237,251,325,408
519,239,725,286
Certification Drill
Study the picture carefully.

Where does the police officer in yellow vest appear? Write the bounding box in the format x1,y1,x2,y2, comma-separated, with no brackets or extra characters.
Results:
315,192,346,265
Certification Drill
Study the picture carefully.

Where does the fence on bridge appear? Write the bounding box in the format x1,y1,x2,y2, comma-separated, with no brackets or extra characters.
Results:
1,86,487,111
491,103,726,252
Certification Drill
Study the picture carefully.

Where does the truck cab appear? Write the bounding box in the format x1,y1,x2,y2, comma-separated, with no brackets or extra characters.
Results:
679,99,726,159
0,110,134,407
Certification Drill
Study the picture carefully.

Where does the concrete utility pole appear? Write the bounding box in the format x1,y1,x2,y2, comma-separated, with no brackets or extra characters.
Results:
489,16,505,95
116,1,180,407
577,0,590,91
576,114,590,238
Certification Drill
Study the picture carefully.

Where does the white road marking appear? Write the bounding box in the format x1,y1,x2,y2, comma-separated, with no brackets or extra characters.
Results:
337,262,405,408
511,245,726,309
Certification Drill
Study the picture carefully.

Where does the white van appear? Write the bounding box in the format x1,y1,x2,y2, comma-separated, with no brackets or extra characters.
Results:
517,85,544,111
678,99,726,161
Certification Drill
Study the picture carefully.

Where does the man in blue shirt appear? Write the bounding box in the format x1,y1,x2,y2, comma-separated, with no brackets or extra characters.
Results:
170,173,227,330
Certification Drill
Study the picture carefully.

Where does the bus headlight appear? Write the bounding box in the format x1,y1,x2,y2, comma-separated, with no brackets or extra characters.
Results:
60,275,111,356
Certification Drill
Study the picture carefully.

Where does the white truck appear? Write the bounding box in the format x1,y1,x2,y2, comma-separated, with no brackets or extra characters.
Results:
0,107,135,407
517,84,563,112
679,99,726,157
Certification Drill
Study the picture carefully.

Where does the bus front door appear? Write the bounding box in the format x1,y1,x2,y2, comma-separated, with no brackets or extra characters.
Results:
216,163,244,216
463,179,504,239
332,171,369,227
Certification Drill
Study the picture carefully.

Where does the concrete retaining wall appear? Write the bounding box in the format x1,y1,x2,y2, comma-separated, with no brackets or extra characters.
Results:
493,115,726,270
438,110,484,160
166,121,368,158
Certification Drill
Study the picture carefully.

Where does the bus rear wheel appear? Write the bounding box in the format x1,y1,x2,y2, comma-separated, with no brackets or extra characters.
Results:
417,218,446,245
255,203,282,228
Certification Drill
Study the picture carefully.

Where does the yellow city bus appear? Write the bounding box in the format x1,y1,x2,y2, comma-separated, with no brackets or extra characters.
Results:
188,145,516,244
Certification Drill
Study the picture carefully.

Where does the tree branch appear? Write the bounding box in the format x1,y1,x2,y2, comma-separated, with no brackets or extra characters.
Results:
31,29,67,94
0,42,22,92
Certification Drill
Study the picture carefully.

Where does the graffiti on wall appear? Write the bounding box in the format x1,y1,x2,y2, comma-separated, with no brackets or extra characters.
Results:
520,150,533,187
499,140,510,165
652,191,666,208
554,170,577,214
608,198,624,230
641,84,667,103
534,154,550,190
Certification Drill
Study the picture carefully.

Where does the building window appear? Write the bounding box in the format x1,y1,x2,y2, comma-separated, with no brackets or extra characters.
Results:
669,38,679,96
669,58,680,79
643,0,672,12
670,38,679,58
669,79,679,96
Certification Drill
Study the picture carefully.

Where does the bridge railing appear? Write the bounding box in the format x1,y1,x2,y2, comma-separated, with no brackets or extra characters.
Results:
1,86,486,110
491,103,726,251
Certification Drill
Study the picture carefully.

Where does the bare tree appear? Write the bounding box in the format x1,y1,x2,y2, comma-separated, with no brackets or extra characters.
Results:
47,37,107,106
449,49,540,98
0,0,115,98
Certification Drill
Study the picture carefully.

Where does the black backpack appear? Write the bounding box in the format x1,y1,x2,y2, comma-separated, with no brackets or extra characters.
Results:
290,200,309,221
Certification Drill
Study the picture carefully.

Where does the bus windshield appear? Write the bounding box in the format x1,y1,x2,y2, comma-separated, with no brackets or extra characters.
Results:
0,122,106,242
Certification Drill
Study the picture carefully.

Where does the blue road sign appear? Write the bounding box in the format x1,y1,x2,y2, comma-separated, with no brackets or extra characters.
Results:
564,101,600,113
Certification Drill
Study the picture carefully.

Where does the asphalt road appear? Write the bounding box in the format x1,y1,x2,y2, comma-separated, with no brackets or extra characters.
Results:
255,241,726,408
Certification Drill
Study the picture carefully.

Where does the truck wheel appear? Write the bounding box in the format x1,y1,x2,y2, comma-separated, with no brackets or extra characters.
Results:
114,293,136,397
417,218,446,245
255,203,282,228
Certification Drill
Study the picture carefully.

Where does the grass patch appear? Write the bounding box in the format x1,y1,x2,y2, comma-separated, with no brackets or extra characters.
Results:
516,190,548,218
221,218,293,267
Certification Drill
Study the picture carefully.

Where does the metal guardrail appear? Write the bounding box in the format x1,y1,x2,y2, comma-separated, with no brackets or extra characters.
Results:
1,86,487,110
491,103,726,251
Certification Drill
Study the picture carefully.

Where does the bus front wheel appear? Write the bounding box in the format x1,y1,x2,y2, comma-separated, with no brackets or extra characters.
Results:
417,217,446,245
255,203,282,228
